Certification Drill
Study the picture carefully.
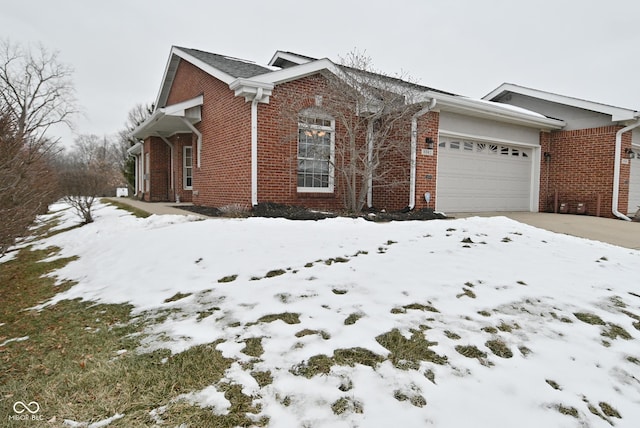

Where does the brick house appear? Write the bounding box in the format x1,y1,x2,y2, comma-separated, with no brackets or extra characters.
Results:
129,47,640,218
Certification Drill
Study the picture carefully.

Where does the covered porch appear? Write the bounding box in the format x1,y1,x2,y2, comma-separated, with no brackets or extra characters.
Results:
128,95,203,202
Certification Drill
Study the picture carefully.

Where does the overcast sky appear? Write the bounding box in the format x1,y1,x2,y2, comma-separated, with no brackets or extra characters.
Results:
2,0,639,146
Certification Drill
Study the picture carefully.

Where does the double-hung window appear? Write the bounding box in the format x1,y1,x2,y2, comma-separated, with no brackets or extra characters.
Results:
297,113,334,192
183,146,193,190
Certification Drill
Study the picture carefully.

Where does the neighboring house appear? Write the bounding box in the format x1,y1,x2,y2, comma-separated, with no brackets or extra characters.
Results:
484,83,640,219
129,46,639,218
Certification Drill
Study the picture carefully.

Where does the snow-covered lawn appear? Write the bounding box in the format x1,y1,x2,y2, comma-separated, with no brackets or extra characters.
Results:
25,202,640,427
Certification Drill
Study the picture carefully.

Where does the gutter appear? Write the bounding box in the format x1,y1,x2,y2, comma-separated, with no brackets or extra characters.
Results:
251,87,265,206
409,98,437,209
612,118,640,220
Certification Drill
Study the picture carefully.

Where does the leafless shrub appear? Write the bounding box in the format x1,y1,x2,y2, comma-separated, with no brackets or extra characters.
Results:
219,203,251,217
0,111,59,254
57,135,122,224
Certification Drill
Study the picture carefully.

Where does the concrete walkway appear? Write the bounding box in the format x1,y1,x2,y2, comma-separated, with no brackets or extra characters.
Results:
451,212,640,250
107,198,639,250
104,198,209,219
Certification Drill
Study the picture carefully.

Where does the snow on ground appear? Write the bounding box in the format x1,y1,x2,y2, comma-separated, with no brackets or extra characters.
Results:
30,202,640,427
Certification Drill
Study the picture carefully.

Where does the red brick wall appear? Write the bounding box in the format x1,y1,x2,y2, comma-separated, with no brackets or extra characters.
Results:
539,131,552,212
169,133,193,203
412,112,440,210
166,60,252,207
369,116,411,211
142,137,170,202
258,74,349,211
541,126,631,217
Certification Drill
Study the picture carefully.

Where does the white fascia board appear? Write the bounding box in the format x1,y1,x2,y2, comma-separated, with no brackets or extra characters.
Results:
172,46,236,85
268,51,314,67
163,95,204,116
155,47,236,109
484,83,638,122
132,110,166,139
250,58,338,85
432,91,565,130
127,142,143,155
132,97,204,140
154,48,180,110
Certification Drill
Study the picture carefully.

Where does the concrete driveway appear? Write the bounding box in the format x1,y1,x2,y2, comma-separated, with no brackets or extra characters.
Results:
452,212,640,250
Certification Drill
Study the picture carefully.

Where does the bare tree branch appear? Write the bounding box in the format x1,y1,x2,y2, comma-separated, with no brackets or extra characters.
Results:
0,110,60,255
280,50,422,212
0,39,78,153
57,134,123,223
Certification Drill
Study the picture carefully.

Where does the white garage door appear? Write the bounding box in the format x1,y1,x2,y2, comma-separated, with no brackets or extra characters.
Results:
628,152,640,215
436,137,533,212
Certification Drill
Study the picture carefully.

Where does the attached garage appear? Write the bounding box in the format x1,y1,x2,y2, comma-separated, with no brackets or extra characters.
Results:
628,148,640,215
436,137,534,212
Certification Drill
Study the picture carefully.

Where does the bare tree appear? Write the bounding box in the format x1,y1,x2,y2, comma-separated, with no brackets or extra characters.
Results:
0,109,59,255
117,103,153,188
0,39,78,153
282,50,424,212
0,39,77,254
57,134,121,224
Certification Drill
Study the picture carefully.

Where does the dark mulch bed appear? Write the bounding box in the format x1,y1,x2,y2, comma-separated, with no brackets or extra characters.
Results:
363,208,446,221
176,202,446,221
252,202,338,220
176,205,223,217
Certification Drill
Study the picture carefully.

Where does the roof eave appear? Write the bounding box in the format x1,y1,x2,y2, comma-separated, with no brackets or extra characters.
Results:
250,58,339,85
484,83,638,123
132,95,204,140
433,92,566,130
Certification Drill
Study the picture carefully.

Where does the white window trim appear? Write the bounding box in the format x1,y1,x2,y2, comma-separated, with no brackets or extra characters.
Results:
297,113,335,193
183,145,193,190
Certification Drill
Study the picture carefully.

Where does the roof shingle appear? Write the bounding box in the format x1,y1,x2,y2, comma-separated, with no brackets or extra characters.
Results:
176,47,272,79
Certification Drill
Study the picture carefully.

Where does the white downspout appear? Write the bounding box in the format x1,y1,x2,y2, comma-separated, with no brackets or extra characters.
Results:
140,141,145,195
366,121,374,208
613,119,640,221
251,87,264,206
180,118,202,168
158,135,175,195
409,98,437,209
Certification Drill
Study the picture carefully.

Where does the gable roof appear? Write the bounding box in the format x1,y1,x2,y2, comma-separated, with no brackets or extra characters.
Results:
483,83,639,123
179,47,273,79
155,46,274,108
268,51,317,68
152,47,564,130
